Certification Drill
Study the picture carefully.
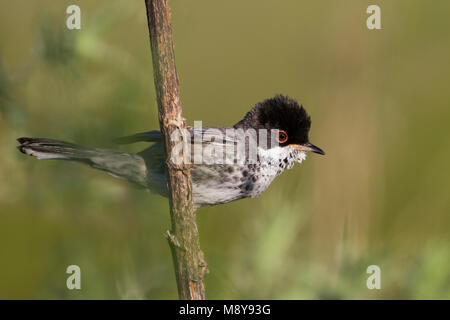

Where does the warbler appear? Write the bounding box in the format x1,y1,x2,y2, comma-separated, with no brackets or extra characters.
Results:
17,95,324,209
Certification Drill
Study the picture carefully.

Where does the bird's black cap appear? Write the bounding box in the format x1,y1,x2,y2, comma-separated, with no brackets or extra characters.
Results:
234,95,321,152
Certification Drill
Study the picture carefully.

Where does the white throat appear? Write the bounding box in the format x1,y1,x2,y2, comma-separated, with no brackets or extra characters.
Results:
258,146,307,169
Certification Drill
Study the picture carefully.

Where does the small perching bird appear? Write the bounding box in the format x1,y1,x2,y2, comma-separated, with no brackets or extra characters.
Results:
17,95,324,209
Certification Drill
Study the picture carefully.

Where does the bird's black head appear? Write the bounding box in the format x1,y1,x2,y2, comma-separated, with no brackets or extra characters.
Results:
234,95,325,155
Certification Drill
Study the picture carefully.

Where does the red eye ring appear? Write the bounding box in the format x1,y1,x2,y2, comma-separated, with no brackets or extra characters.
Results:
278,130,288,143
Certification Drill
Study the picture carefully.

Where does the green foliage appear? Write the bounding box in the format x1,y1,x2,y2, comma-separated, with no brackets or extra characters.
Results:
0,0,449,299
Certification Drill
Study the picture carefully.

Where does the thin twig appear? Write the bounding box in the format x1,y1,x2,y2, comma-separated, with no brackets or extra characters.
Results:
144,0,208,300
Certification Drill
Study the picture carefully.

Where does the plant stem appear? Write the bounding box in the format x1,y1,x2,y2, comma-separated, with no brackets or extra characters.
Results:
144,0,208,300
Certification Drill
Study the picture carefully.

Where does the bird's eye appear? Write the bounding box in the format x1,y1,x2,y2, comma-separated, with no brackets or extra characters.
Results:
278,130,288,143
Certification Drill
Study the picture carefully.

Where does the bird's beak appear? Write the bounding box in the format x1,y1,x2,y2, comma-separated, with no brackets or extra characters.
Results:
290,142,325,155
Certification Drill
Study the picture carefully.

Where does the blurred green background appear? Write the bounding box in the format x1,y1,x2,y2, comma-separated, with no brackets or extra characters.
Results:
1,0,450,299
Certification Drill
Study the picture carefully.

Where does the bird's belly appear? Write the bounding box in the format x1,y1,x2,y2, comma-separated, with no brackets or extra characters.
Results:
193,183,244,208
190,164,278,208
191,165,245,208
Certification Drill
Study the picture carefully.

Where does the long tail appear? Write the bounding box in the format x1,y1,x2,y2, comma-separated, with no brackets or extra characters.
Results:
17,137,148,187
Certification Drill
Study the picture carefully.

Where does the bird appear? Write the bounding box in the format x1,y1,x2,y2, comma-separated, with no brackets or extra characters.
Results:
17,95,324,209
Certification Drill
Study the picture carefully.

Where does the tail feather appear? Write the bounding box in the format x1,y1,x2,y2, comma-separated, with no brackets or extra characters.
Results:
17,137,93,160
17,137,149,188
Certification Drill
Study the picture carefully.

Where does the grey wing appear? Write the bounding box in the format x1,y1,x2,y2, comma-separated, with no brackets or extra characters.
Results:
190,127,254,208
191,126,239,147
136,139,169,197
114,130,162,144
115,127,239,146
114,127,249,207
114,130,168,195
